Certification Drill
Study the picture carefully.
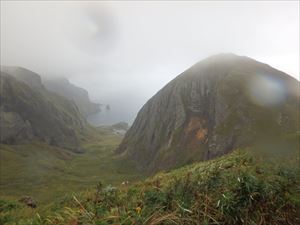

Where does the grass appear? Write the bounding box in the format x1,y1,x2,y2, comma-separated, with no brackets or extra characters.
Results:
1,147,299,225
0,127,144,206
1,127,299,224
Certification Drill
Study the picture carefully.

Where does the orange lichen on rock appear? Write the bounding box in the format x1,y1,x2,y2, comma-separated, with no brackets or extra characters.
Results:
196,128,207,140
185,116,208,142
186,117,202,133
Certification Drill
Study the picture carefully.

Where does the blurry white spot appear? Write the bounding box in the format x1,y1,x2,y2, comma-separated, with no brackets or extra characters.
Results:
247,74,286,106
87,20,99,34
63,5,117,56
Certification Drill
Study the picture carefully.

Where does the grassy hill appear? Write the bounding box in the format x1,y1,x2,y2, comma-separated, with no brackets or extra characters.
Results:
1,138,299,224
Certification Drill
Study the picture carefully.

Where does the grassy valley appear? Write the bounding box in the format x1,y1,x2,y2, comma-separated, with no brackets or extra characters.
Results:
0,127,144,206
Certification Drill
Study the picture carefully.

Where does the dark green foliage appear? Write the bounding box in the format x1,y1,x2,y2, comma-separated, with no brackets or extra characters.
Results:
145,190,166,206
0,199,20,212
0,199,21,225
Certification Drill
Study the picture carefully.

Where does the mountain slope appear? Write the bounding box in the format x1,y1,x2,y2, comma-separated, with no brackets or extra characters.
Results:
43,78,100,117
0,69,86,150
116,54,299,172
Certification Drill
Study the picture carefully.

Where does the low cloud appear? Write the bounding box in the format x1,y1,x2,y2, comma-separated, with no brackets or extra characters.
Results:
1,1,299,123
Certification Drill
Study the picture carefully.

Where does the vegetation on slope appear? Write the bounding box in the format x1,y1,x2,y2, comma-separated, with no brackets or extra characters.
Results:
1,146,299,224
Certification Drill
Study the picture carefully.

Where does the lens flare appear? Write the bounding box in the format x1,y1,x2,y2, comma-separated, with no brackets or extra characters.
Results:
247,74,286,107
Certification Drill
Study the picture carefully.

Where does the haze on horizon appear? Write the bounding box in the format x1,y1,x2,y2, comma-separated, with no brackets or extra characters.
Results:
1,1,299,124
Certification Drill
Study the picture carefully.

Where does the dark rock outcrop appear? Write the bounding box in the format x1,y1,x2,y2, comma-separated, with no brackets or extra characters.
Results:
116,54,299,172
18,196,37,208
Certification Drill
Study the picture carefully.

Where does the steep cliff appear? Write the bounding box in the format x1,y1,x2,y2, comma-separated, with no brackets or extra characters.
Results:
116,54,299,172
0,69,87,151
1,66,43,89
43,78,100,117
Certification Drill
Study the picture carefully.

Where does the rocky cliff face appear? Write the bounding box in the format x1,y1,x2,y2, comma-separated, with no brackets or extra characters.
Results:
1,66,43,89
0,70,87,151
43,78,100,117
116,54,299,172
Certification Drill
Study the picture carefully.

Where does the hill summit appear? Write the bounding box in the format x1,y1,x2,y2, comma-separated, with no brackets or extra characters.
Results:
116,54,299,172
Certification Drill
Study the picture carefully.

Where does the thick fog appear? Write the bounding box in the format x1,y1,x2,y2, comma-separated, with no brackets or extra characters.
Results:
1,1,299,124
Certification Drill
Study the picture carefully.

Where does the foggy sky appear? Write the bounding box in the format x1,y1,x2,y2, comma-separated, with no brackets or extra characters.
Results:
1,1,299,124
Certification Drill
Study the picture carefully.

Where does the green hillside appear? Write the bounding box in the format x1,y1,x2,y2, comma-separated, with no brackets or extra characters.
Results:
1,139,299,224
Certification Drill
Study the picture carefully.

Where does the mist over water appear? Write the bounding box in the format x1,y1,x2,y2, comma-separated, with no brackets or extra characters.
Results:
87,108,134,126
86,98,140,126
